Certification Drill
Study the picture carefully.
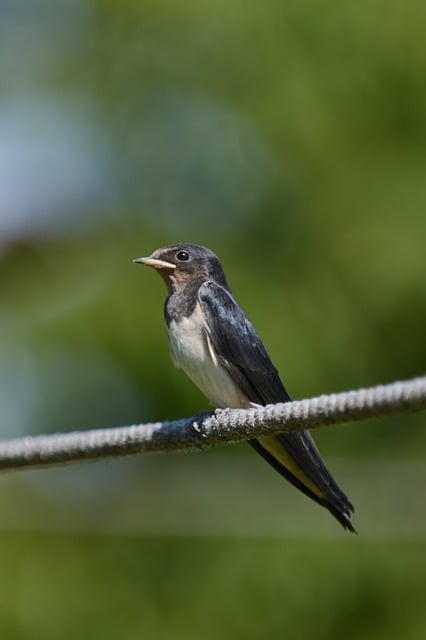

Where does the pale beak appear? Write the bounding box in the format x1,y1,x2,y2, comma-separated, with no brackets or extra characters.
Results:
133,256,176,270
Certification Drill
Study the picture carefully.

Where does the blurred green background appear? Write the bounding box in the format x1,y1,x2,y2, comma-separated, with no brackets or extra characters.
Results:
0,0,425,638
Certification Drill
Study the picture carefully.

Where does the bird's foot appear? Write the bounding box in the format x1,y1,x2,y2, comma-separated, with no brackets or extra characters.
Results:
189,412,211,449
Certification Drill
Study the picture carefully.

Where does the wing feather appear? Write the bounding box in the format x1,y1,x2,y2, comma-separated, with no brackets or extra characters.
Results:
198,281,355,530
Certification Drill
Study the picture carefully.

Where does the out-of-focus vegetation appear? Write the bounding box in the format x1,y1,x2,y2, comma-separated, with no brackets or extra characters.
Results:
1,532,426,640
0,1,425,638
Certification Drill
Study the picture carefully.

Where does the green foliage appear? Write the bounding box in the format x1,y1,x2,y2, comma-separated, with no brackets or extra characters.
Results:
0,532,425,640
0,0,425,637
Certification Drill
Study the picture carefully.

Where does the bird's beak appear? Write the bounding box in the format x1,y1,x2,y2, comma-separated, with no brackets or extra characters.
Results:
133,256,176,270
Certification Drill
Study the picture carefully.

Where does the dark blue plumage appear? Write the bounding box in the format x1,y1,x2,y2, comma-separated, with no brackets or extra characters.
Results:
134,243,356,532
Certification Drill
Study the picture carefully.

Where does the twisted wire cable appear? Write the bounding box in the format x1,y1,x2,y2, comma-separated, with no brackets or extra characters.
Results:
0,376,425,472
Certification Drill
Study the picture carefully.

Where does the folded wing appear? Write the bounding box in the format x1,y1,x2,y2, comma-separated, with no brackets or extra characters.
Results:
198,281,355,532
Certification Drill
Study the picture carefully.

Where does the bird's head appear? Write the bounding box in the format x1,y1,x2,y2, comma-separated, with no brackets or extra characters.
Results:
134,243,229,292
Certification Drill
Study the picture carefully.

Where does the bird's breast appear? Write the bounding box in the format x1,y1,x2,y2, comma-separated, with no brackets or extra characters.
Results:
167,304,251,409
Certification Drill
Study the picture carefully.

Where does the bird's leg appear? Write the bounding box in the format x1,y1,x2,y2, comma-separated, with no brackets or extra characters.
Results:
189,411,211,449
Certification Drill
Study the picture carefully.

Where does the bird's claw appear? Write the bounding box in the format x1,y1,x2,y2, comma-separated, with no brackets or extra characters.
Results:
190,412,210,449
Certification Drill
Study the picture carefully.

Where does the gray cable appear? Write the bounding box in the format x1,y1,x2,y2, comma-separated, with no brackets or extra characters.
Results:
0,376,425,472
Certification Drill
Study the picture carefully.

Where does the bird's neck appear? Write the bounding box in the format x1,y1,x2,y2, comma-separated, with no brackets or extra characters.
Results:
164,278,204,324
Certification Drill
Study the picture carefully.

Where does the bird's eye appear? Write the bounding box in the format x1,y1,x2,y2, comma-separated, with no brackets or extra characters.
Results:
176,250,190,262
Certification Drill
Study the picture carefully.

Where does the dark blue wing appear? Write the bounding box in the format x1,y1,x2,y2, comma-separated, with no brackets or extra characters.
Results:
197,281,291,405
198,281,355,531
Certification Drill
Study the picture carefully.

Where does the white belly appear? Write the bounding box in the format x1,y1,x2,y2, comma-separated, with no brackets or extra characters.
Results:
168,306,251,409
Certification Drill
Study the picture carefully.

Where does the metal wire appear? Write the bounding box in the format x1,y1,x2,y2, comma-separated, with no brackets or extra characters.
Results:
0,376,425,472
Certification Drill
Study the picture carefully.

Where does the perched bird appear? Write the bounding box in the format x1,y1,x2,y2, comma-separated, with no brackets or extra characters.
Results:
134,243,355,532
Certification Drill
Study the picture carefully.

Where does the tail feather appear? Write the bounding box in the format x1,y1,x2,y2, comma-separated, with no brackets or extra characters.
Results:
249,435,356,533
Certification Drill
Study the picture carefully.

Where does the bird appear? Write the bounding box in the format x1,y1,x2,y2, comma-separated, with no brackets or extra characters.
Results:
134,243,356,532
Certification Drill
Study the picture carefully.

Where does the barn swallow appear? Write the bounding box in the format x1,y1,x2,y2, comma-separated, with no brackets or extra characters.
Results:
134,243,356,532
